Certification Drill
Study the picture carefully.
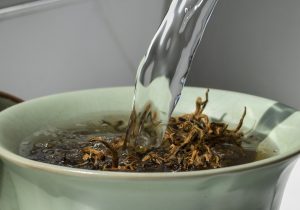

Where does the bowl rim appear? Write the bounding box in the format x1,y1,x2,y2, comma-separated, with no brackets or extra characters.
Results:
0,86,299,180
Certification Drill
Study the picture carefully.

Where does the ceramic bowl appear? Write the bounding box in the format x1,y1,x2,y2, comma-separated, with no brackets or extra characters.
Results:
0,91,23,112
0,87,299,210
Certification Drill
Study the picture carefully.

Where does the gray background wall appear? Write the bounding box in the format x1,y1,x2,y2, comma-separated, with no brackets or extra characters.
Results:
0,0,37,8
1,0,300,109
189,0,300,109
0,0,164,99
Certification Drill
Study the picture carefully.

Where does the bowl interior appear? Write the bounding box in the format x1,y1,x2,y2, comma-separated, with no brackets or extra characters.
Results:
0,87,299,173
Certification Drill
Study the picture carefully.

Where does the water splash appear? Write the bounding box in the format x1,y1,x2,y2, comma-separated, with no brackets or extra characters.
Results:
125,0,219,149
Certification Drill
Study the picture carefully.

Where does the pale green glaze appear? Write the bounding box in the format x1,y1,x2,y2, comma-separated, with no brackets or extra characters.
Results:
0,87,299,210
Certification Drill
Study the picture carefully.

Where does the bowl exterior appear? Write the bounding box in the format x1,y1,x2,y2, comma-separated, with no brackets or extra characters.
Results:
1,156,298,210
0,91,23,112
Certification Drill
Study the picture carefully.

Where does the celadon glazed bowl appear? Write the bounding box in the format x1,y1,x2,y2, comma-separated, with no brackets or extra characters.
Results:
0,91,23,112
0,87,299,210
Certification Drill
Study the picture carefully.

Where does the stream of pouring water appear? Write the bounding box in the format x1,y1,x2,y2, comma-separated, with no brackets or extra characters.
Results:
124,0,219,149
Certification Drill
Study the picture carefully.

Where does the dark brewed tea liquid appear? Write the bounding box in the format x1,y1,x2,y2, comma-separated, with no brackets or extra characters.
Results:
19,121,126,170
19,120,278,172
